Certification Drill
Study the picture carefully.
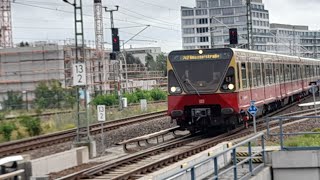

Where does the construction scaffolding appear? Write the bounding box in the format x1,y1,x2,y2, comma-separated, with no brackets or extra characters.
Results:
0,45,65,104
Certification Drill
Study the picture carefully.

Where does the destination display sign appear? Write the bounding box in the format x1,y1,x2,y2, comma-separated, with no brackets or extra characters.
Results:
168,48,233,62
181,54,221,60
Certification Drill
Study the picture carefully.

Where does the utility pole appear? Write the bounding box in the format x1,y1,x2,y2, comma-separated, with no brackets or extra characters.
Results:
104,6,123,110
0,0,13,48
63,0,90,143
246,0,253,50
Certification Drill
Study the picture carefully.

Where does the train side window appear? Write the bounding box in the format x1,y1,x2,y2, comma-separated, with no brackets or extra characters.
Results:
285,64,291,81
292,65,297,80
241,62,247,89
312,65,316,77
267,63,273,84
297,65,301,79
280,64,284,82
256,63,262,86
248,62,252,88
305,65,310,77
275,64,280,83
262,63,267,85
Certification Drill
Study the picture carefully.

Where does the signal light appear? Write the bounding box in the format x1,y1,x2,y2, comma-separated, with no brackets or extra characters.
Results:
112,28,120,52
229,28,238,45
110,52,117,60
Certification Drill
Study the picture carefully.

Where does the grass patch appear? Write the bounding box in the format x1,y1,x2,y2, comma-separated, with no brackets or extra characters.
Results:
284,128,320,147
0,102,167,142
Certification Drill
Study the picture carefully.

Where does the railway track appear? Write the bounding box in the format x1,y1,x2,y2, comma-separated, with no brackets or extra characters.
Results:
57,98,319,180
0,111,167,158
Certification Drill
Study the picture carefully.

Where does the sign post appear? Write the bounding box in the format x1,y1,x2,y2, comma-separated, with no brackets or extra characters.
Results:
97,105,106,154
248,100,258,134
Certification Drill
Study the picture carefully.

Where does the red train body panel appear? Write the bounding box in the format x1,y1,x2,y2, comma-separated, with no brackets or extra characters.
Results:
167,48,320,132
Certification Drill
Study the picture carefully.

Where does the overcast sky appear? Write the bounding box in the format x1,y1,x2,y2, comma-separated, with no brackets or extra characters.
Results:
10,0,320,52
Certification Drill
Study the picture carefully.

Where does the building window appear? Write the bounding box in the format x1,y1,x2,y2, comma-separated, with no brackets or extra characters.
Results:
221,0,231,6
196,18,208,24
209,0,219,7
196,9,208,15
197,1,207,8
197,36,209,42
196,27,209,33
182,10,194,16
209,9,221,15
199,45,210,49
184,46,196,50
183,28,195,34
235,7,246,14
183,37,195,44
222,17,234,24
232,0,242,6
182,19,194,25
222,8,234,15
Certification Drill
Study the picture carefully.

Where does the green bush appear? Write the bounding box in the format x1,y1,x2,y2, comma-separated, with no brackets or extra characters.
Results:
0,122,17,141
150,88,167,101
91,94,118,106
134,89,151,101
19,115,42,136
123,92,139,104
0,112,5,120
92,89,167,106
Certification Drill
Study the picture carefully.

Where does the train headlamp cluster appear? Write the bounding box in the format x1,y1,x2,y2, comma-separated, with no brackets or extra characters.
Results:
222,84,235,90
170,86,181,93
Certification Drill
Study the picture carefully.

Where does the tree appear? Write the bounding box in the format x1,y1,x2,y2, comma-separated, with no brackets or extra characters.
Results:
34,80,76,109
155,53,167,76
3,91,23,110
19,115,42,136
126,53,143,65
0,122,17,141
145,53,156,70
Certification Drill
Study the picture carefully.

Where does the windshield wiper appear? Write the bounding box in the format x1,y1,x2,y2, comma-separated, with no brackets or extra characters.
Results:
183,78,201,97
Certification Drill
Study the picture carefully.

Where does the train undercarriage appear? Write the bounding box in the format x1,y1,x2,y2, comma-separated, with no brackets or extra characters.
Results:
173,91,310,134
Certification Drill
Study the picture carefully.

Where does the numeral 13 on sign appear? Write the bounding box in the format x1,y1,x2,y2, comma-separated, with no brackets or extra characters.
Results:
73,63,87,86
97,105,106,122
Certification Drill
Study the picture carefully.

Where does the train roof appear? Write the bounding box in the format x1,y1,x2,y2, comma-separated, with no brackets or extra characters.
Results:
231,48,320,62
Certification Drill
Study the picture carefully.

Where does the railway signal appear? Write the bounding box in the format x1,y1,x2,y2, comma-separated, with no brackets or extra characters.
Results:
112,28,120,52
229,28,238,45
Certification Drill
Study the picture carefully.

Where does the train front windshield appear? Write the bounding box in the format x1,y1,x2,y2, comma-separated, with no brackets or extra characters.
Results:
168,49,233,93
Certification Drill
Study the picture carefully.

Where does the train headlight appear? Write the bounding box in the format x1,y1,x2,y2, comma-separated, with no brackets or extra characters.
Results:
171,87,177,92
170,86,181,93
228,84,235,90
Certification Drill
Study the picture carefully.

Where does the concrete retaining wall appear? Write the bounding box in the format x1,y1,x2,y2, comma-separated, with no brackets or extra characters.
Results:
138,142,231,180
272,150,320,180
29,147,89,177
249,167,272,180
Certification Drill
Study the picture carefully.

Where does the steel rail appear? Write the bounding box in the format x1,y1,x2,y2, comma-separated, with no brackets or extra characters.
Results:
0,111,167,157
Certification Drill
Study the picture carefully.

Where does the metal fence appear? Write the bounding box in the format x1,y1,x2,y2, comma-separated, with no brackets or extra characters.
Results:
165,133,266,180
266,115,320,151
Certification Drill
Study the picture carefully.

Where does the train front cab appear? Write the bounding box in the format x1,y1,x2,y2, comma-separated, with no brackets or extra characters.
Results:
167,48,243,133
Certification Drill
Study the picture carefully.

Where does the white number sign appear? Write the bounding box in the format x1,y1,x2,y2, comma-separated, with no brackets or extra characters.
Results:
73,63,87,86
97,105,106,122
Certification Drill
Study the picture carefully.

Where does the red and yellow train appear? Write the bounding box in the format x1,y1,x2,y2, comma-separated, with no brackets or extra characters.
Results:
167,48,320,133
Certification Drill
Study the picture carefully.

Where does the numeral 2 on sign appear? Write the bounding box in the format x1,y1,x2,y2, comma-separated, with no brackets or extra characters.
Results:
73,63,87,86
